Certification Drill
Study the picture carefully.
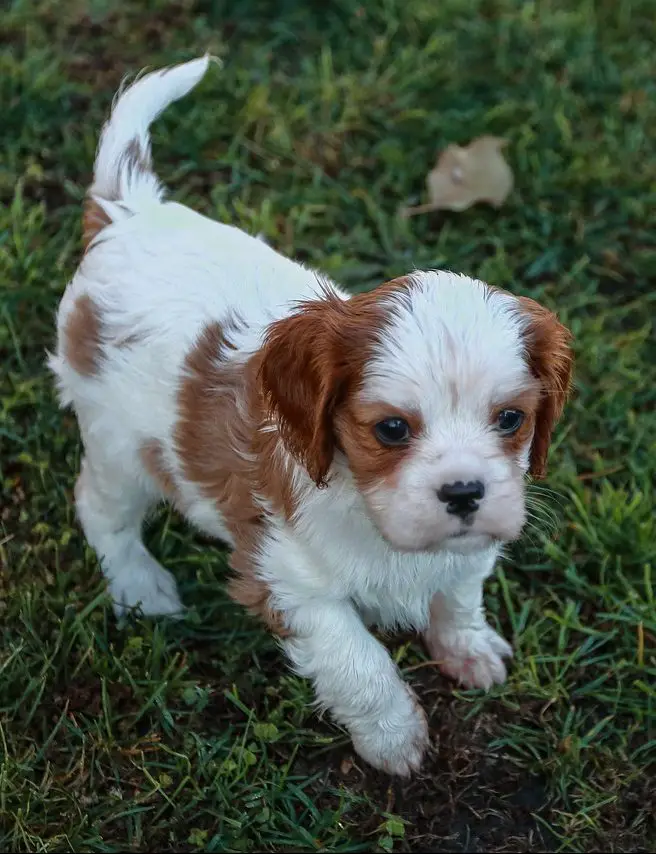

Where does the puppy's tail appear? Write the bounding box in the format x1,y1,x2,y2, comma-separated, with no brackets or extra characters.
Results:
83,55,212,250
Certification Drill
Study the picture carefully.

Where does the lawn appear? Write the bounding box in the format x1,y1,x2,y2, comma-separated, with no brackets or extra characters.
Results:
1,0,655,851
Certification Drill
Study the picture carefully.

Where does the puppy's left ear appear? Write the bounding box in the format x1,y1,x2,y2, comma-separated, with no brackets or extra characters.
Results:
518,297,573,478
258,295,346,487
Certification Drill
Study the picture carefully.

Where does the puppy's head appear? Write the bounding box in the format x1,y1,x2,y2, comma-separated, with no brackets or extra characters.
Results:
259,272,572,553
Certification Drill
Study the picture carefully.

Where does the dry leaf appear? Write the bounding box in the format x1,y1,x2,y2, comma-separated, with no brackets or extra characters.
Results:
402,135,514,217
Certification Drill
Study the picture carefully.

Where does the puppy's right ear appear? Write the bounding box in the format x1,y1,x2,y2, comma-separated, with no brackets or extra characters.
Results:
258,295,346,486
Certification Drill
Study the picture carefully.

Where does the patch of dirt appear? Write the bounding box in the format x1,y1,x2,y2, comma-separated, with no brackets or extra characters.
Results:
314,677,557,852
54,676,134,718
198,634,558,852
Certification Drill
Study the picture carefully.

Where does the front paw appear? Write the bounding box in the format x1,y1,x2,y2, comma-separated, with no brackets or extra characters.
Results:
424,622,513,690
350,688,429,777
109,557,185,619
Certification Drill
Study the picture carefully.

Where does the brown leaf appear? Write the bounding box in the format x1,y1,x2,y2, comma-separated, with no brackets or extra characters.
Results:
402,135,514,217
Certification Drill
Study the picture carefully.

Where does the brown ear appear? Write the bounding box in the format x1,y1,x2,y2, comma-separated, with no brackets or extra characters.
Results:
258,295,347,486
518,297,573,479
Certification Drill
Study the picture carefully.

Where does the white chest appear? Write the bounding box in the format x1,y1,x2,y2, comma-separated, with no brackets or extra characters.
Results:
278,482,499,631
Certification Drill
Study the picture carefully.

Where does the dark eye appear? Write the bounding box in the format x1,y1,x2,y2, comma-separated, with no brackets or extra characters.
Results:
496,409,525,435
374,417,411,447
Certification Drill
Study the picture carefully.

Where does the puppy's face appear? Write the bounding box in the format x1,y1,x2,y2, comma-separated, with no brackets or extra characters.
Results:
259,272,572,553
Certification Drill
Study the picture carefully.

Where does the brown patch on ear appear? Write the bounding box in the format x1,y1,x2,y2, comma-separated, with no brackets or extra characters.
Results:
64,294,104,376
518,297,573,478
82,198,112,251
258,295,344,487
258,277,414,487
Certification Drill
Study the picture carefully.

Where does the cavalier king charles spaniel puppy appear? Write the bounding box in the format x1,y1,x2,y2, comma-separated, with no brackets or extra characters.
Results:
51,57,573,776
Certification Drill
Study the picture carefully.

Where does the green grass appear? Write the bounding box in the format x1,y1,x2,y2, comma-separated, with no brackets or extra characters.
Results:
1,0,655,850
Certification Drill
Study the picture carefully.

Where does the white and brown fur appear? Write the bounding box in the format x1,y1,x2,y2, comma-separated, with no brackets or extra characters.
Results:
50,57,573,776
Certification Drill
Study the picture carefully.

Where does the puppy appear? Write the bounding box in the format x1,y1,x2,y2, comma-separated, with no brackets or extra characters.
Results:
51,56,573,776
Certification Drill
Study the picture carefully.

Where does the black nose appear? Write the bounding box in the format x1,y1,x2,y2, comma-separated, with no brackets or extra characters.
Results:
437,480,485,517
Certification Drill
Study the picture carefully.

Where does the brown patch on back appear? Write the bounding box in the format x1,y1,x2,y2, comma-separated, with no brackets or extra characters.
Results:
516,297,573,478
64,294,104,376
174,320,295,636
82,198,112,251
81,136,149,251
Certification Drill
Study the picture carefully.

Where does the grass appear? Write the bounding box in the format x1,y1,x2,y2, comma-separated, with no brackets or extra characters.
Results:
1,0,655,850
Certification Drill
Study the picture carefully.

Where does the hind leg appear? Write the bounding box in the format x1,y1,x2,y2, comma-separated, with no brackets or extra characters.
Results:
75,453,184,617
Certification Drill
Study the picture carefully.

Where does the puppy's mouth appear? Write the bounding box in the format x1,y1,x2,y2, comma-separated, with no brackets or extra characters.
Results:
442,530,496,553
445,529,496,544
388,529,497,554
